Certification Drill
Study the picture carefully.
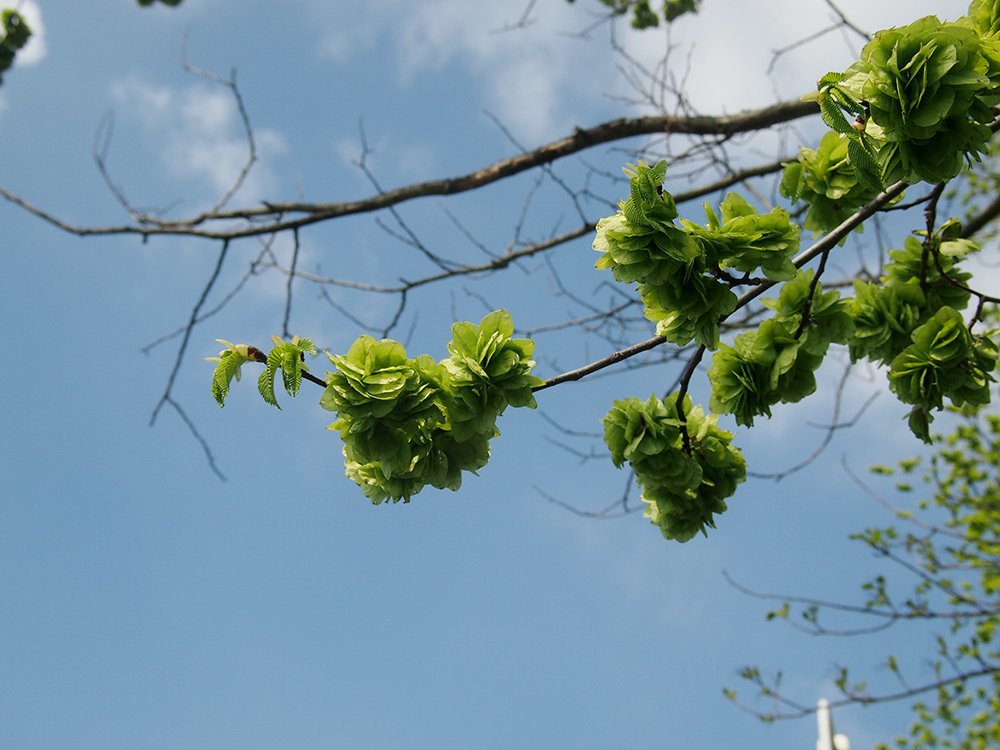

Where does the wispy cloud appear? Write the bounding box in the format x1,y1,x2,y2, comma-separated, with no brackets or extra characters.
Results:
110,76,287,205
314,0,970,147
617,0,970,112
314,0,615,143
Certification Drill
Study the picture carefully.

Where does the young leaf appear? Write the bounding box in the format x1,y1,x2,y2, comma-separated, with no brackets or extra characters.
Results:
847,137,883,193
819,90,855,135
258,349,282,408
779,161,805,203
257,335,318,408
816,71,847,88
205,340,255,407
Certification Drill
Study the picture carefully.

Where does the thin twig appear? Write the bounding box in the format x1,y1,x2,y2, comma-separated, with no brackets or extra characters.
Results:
150,240,230,427
281,228,300,339
180,33,257,215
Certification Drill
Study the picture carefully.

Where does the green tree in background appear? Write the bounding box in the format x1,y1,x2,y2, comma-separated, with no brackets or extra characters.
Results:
729,391,999,749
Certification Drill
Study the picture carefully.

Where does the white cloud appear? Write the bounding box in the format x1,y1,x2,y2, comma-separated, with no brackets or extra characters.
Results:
331,128,436,187
314,3,383,64
311,0,972,148
110,76,288,204
314,0,608,143
614,0,971,113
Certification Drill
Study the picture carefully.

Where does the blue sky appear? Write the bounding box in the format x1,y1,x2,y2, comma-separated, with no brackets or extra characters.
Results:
0,1,985,748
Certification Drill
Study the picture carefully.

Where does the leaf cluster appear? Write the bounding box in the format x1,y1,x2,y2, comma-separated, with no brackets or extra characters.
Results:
781,130,882,235
258,335,318,408
207,335,318,409
888,307,998,441
602,393,746,541
804,72,886,194
595,162,800,349
321,310,544,504
565,0,701,28
832,7,1000,184
850,234,975,367
708,270,853,426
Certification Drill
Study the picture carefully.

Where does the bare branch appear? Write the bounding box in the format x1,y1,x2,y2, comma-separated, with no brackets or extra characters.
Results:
164,396,227,481
150,240,231,427
180,34,257,215
747,362,880,481
139,240,271,354
491,0,539,33
822,0,871,41
281,228,300,339
961,190,1000,239
732,664,1000,721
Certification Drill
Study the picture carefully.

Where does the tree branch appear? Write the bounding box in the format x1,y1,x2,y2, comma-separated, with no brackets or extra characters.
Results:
0,99,817,240
535,178,908,391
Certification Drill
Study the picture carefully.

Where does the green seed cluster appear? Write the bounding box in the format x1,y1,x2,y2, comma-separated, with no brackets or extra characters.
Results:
603,394,746,542
850,235,973,366
781,131,881,235
594,162,799,349
708,270,853,426
321,310,544,504
838,11,1000,183
889,307,998,441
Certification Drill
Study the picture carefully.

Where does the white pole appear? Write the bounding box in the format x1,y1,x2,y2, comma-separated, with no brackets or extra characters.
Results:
817,699,851,750
817,699,834,750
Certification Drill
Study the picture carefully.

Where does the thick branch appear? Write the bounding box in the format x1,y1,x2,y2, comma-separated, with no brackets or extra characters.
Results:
0,99,817,241
962,190,1000,238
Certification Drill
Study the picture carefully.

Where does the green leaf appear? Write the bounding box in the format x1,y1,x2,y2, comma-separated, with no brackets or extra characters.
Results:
205,340,255,407
816,71,847,88
603,394,745,542
847,136,884,192
779,161,805,202
258,350,281,408
819,90,855,135
252,335,318,409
